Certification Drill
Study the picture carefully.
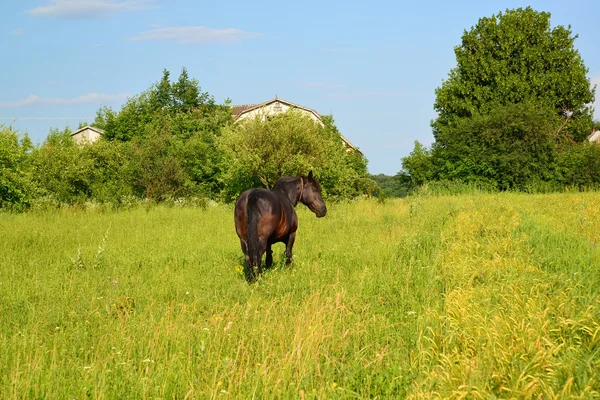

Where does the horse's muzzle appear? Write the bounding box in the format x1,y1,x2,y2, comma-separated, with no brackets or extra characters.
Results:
316,207,327,218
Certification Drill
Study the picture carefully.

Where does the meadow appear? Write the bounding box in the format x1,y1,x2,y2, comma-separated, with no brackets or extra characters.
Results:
1,193,600,399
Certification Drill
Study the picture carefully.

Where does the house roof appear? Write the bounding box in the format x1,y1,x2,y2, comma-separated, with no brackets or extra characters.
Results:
70,125,104,137
231,97,322,121
231,97,360,152
231,103,262,118
588,129,600,142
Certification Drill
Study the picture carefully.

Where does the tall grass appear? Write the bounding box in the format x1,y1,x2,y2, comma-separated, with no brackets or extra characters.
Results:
1,193,599,398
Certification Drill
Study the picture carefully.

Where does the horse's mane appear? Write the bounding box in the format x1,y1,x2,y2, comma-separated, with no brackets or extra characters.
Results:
273,176,300,188
274,175,319,190
273,176,304,205
273,176,300,196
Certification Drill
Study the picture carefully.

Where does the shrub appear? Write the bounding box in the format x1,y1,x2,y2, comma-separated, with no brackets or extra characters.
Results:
0,125,35,211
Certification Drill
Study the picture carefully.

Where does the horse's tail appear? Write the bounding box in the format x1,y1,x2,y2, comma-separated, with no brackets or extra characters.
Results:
246,192,262,269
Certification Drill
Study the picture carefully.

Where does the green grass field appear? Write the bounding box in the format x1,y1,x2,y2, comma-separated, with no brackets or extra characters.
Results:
1,193,600,399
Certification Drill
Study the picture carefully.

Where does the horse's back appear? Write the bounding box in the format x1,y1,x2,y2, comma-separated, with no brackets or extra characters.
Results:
234,189,279,239
234,188,296,243
235,188,278,215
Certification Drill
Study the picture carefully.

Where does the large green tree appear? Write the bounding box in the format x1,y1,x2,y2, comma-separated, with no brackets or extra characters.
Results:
434,7,595,143
94,68,231,142
93,68,232,197
400,7,598,192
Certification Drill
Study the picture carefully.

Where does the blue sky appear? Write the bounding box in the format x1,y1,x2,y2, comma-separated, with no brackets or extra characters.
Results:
1,0,599,175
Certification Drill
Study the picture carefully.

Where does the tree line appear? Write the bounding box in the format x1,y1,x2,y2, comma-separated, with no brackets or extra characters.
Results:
1,69,374,211
3,7,600,211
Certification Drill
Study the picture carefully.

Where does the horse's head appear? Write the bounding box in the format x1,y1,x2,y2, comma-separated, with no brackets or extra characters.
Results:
300,171,327,218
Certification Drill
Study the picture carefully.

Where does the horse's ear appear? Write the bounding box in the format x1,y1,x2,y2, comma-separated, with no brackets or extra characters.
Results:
308,170,313,179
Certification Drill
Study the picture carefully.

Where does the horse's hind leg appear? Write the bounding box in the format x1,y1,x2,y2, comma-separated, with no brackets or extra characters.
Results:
255,239,268,276
284,232,296,265
240,240,255,282
265,244,273,269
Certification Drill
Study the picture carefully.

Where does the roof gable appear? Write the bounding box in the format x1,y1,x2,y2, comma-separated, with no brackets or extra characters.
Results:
231,97,321,121
230,97,360,153
70,125,104,137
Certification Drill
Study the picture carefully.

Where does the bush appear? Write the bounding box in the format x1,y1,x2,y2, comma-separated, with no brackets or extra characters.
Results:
554,142,600,188
31,128,94,204
85,139,137,204
414,179,497,196
401,103,560,191
219,110,374,201
0,125,35,211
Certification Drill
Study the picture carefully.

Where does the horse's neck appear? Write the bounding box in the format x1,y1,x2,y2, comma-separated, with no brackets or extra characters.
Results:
274,178,300,206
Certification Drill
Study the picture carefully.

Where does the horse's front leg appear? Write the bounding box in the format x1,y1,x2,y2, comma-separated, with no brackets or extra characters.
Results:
265,244,273,269
285,232,296,265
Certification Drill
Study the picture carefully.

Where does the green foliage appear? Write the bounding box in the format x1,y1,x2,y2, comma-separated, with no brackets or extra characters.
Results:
94,96,151,141
220,111,327,189
5,68,371,209
0,125,35,211
179,129,225,196
4,125,135,209
401,8,598,192
95,68,230,142
128,132,190,201
90,68,234,200
434,7,595,142
432,103,558,189
31,127,94,204
219,110,374,201
400,141,435,187
402,103,600,192
31,127,214,205
369,174,413,198
413,179,498,196
554,142,600,188
84,139,136,204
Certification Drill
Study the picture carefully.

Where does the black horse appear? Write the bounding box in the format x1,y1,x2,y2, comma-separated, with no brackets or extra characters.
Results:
234,171,327,282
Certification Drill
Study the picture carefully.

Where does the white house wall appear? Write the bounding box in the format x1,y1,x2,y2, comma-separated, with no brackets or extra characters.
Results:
236,102,323,125
72,128,102,144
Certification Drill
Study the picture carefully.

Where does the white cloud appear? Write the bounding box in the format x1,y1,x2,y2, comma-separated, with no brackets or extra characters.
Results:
0,93,131,108
27,0,157,19
11,28,24,35
130,26,262,44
